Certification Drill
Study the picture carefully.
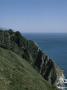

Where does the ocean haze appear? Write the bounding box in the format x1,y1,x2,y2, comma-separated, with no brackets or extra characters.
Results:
0,0,67,33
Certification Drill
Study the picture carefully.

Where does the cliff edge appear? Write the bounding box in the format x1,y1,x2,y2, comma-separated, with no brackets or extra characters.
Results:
0,29,64,89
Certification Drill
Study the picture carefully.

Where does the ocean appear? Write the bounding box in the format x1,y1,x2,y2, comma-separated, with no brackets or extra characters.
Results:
23,33,67,79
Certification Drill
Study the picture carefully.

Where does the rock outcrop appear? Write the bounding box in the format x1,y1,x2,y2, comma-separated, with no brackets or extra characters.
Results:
0,29,64,88
34,49,58,85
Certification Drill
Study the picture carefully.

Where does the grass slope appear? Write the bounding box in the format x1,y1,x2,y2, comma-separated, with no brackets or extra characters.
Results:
0,47,57,90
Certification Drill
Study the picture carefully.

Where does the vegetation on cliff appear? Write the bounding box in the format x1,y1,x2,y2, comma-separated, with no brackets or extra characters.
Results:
0,29,63,90
0,47,57,90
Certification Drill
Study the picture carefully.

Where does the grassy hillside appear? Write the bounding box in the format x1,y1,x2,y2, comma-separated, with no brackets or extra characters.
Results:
0,47,57,90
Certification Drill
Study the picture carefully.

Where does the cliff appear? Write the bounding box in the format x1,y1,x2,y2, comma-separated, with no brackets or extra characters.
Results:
0,29,64,89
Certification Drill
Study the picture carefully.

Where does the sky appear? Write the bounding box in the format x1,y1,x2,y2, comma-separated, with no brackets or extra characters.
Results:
0,0,67,33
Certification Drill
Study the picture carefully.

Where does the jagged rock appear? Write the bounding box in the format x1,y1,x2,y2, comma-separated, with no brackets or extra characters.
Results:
34,49,57,85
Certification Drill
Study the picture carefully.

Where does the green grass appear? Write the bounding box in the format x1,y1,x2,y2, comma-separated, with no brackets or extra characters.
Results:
0,47,57,90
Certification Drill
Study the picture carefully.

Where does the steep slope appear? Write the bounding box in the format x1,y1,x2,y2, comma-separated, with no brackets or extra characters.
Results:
0,47,57,90
0,29,64,89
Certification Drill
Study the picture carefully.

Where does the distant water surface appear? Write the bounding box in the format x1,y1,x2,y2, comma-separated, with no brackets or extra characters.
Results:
23,33,67,78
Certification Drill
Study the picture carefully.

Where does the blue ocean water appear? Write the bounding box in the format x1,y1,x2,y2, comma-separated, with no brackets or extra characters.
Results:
23,33,67,78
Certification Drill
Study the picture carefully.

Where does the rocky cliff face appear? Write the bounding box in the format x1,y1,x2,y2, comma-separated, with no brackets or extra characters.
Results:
0,29,64,88
34,49,64,85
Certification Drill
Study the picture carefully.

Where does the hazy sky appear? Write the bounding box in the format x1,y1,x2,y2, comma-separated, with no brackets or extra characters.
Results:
0,0,67,33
